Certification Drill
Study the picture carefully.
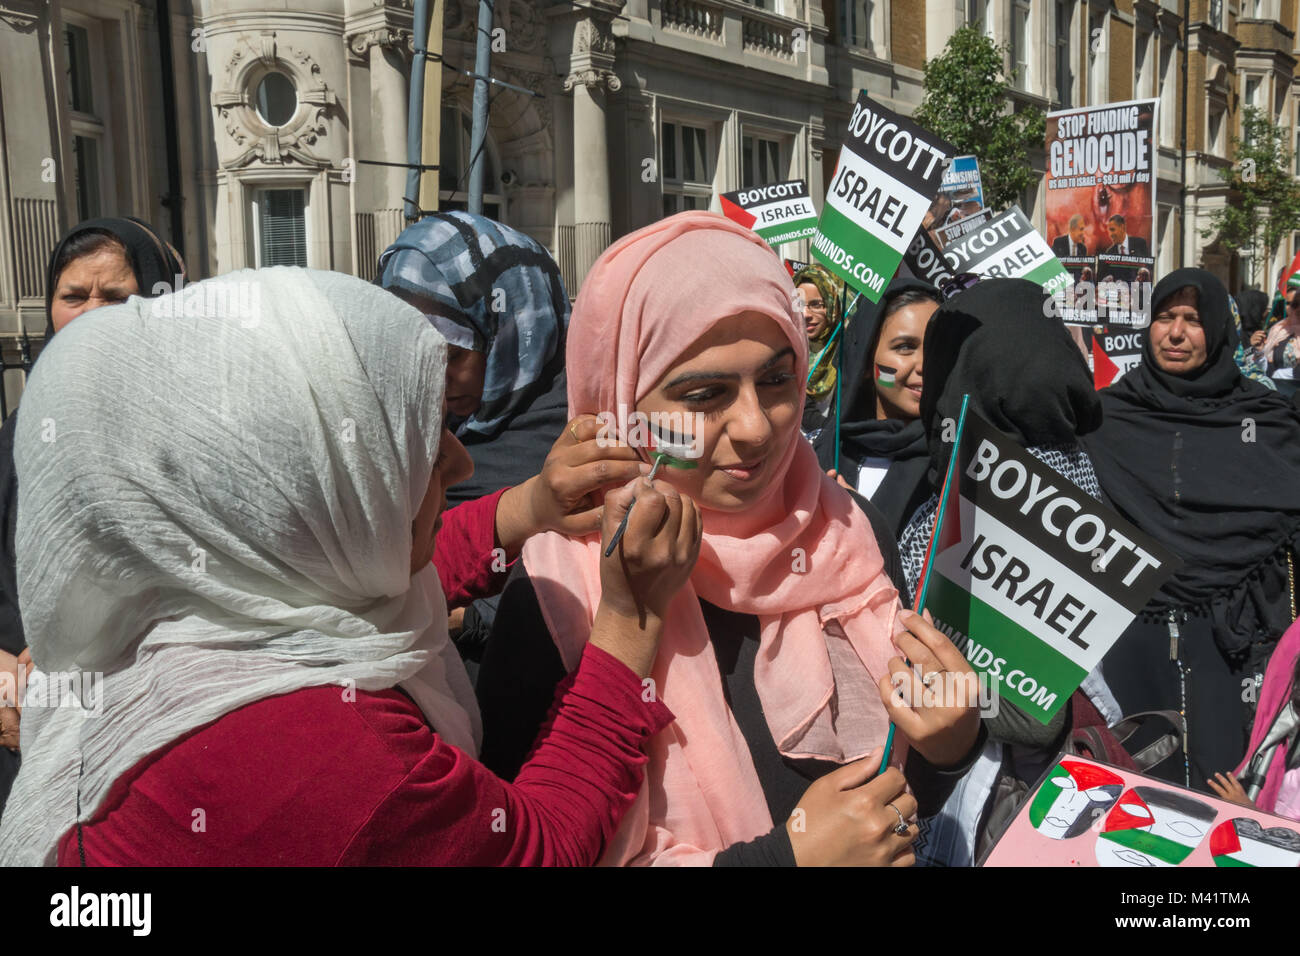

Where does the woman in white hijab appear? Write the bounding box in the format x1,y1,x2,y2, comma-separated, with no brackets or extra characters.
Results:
0,268,698,866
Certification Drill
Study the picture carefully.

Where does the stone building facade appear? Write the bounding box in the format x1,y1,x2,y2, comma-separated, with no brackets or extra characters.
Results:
1,0,1297,408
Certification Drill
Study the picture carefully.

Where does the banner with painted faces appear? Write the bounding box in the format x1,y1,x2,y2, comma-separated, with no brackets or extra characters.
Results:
984,754,1300,867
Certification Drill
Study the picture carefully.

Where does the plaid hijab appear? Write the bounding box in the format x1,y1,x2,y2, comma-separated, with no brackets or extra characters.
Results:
793,263,844,402
377,212,568,440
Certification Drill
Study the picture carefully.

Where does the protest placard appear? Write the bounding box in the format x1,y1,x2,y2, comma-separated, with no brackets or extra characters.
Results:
1092,326,1145,388
1046,99,1157,268
920,411,1178,725
982,753,1300,867
812,93,954,300
900,224,957,288
720,180,820,246
934,207,993,248
926,154,984,244
939,206,1071,296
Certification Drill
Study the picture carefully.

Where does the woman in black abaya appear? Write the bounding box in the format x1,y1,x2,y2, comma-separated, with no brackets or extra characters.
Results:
1084,268,1300,792
814,279,940,540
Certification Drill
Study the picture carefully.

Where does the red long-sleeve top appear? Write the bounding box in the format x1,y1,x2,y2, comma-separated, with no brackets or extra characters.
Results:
58,645,671,866
433,488,513,608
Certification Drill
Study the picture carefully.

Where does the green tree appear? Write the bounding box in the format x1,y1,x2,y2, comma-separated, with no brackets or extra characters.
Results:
1201,106,1300,289
912,25,1045,211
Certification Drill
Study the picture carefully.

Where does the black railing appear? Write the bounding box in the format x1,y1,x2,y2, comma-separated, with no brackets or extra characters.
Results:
1,331,38,421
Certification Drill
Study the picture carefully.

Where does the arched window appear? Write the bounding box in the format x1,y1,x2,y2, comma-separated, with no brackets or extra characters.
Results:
438,105,505,220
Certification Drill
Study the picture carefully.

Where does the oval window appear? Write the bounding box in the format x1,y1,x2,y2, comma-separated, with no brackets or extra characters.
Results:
255,72,297,128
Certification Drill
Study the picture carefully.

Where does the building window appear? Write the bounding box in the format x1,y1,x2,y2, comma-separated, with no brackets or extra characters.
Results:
742,135,782,188
1158,39,1176,147
1135,31,1152,99
841,1,874,49
1208,108,1226,155
662,120,713,216
1208,0,1224,30
1087,8,1106,104
1010,1,1032,91
1055,0,1074,107
967,0,991,33
438,105,502,219
252,188,308,268
63,21,109,221
255,72,297,128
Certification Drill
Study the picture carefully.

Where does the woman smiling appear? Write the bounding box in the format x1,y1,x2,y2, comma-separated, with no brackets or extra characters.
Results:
817,278,941,540
477,212,983,866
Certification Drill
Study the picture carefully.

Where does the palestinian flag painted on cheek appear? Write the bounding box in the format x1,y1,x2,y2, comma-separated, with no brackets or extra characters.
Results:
646,422,699,470
875,363,897,388
1209,817,1300,868
1096,787,1216,866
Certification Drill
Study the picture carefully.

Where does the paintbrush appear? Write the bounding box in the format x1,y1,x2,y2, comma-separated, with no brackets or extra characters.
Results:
603,422,698,558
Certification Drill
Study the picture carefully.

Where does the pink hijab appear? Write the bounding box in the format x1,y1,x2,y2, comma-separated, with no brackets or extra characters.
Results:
522,211,906,865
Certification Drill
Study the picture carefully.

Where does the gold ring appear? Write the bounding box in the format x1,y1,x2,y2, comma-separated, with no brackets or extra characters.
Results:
570,422,581,442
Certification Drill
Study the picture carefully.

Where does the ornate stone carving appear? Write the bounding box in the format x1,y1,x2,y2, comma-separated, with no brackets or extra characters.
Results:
212,31,337,170
563,69,621,94
347,27,413,60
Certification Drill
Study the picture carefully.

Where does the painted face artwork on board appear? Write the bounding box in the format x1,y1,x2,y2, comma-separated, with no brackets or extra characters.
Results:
1028,760,1124,840
1095,787,1217,867
1209,817,1300,868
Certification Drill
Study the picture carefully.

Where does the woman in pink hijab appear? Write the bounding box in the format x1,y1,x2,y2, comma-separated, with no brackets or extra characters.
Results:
477,212,982,865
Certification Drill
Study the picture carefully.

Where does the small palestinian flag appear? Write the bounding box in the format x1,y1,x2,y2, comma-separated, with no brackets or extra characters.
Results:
1209,817,1300,867
875,364,897,388
647,421,699,470
1095,786,1215,867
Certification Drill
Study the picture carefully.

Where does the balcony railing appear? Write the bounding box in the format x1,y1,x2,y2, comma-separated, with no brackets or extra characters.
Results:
742,15,794,58
662,0,724,40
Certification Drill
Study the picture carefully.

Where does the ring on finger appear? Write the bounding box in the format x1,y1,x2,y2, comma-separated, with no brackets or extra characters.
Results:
886,802,910,836
569,422,581,442
921,670,943,688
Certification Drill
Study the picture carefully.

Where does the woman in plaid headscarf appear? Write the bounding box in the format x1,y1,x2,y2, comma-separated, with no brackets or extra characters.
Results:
792,263,844,444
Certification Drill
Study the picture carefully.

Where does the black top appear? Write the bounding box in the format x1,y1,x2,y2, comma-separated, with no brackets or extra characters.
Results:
477,495,981,866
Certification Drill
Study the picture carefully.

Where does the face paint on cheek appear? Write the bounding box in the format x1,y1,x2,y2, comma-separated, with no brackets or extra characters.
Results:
875,364,897,388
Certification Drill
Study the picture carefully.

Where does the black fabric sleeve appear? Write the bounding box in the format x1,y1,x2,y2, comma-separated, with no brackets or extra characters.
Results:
712,821,797,867
475,563,568,781
845,486,911,606
905,722,989,818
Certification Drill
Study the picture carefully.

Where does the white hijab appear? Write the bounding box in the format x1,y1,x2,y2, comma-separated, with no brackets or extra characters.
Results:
0,267,480,865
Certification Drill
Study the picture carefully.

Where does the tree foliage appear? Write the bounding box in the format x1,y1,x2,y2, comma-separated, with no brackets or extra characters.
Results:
913,25,1045,212
1201,106,1300,288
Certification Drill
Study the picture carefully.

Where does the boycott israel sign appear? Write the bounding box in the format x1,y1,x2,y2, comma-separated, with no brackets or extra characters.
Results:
720,181,819,245
940,206,1072,296
812,93,954,300
921,412,1178,724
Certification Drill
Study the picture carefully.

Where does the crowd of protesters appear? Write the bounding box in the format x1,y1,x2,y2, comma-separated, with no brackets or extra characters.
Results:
0,205,1297,867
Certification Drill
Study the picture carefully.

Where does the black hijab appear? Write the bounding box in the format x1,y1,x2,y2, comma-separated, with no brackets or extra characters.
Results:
920,277,1102,487
42,217,183,340
3,217,182,652
814,278,937,534
1083,268,1300,619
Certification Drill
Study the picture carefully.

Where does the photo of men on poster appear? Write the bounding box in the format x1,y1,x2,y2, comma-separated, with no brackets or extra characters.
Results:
1045,99,1157,262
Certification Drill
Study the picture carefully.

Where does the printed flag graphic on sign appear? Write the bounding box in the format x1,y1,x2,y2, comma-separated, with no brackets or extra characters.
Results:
721,181,819,246
812,92,954,301
919,412,1178,724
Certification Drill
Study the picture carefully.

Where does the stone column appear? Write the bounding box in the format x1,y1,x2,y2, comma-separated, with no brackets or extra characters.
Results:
349,27,411,251
564,1,624,287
